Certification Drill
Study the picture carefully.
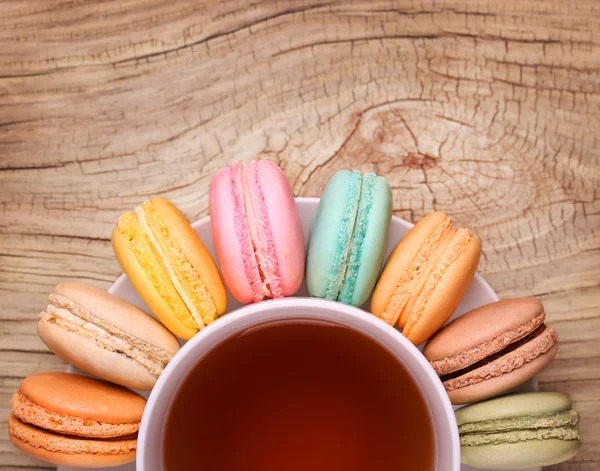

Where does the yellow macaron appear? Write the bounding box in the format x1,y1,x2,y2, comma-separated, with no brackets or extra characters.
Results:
371,211,481,345
112,198,227,340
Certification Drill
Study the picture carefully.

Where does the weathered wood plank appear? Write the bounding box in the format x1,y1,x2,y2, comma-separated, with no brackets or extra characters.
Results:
1,1,598,469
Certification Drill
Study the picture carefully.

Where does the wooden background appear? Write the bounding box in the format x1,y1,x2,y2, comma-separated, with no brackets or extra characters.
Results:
1,1,598,469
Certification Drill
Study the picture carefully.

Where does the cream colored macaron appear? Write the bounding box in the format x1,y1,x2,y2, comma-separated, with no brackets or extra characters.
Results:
38,282,180,390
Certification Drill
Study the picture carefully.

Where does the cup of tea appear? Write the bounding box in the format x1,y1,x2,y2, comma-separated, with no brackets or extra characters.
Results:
138,298,460,470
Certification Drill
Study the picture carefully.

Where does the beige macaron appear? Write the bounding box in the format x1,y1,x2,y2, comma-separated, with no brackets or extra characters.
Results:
37,282,180,390
9,372,145,467
424,298,558,404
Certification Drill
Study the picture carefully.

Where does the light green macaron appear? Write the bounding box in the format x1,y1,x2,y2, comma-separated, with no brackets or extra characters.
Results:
306,170,392,307
456,392,580,469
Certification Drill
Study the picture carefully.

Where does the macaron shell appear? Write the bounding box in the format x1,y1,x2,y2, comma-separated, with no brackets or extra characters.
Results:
11,436,136,468
210,166,257,304
455,391,572,425
112,224,197,340
9,416,136,468
371,211,451,321
448,343,558,405
307,170,361,299
339,175,392,306
460,438,579,469
403,233,481,345
51,282,180,355
151,198,227,314
19,373,145,424
37,321,160,390
252,160,305,296
424,297,545,362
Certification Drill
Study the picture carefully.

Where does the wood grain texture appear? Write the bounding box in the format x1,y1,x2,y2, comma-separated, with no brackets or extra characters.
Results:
0,1,598,469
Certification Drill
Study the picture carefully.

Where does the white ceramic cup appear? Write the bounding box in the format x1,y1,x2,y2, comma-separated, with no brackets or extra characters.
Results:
138,297,460,470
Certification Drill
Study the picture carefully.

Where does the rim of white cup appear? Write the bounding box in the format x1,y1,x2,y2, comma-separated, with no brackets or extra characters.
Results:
137,297,460,470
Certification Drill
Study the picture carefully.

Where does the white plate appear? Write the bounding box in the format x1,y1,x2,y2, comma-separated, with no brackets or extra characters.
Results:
62,197,539,471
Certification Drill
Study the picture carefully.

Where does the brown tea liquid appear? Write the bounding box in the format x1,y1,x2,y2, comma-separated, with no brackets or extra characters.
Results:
163,321,435,471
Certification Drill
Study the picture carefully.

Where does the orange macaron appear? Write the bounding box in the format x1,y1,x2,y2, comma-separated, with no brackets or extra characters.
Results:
371,211,481,345
9,372,145,467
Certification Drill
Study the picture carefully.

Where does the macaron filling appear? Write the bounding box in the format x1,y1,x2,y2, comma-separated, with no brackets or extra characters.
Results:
458,409,580,434
135,204,210,328
230,162,283,301
40,293,173,378
460,425,580,447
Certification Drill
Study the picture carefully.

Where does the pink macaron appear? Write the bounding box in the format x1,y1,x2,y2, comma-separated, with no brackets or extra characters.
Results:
209,160,305,304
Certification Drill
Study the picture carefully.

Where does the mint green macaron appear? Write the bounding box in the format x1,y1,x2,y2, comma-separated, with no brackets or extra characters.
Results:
306,170,392,307
456,392,580,469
